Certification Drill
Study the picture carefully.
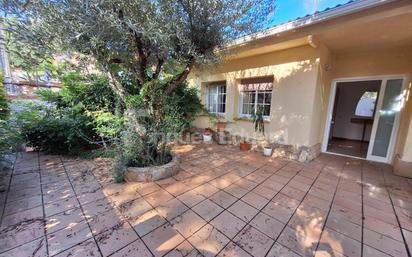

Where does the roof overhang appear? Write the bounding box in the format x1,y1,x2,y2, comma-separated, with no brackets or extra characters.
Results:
229,0,397,48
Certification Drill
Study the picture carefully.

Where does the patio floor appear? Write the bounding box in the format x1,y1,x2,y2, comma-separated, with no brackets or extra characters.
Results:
1,144,412,257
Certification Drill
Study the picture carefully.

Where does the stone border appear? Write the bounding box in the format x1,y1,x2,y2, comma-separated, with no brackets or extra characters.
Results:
124,155,181,182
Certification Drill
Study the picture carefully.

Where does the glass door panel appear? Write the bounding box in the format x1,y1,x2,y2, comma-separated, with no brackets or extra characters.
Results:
368,79,404,162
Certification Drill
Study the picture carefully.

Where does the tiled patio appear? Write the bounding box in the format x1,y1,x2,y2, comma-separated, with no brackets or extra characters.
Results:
1,144,412,257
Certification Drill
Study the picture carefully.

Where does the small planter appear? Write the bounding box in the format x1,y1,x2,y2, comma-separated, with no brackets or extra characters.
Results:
203,133,212,143
240,141,251,151
124,155,181,182
216,122,227,132
263,147,273,157
216,131,228,145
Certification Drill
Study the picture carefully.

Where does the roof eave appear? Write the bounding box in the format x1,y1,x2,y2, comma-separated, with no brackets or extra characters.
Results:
229,0,397,48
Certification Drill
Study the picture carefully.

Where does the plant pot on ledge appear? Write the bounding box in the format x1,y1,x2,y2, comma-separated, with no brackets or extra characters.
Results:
216,122,227,132
240,141,251,151
203,128,213,143
263,146,273,156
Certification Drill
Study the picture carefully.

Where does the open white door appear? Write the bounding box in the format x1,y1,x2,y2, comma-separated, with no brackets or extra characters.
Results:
367,78,405,163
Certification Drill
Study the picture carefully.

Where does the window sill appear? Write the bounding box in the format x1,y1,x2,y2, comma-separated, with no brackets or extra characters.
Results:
234,117,271,123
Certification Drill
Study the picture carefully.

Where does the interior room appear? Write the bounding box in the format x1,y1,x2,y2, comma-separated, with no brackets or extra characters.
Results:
327,80,381,158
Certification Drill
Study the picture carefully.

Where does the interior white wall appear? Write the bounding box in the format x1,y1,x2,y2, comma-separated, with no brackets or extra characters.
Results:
332,80,381,141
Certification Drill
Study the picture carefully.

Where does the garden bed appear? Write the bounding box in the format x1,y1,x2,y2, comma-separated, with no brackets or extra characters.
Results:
123,155,181,182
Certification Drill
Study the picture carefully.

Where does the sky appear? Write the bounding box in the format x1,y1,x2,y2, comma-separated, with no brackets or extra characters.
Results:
268,0,352,27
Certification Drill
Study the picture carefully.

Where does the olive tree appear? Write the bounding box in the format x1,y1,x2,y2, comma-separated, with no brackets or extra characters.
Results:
2,0,275,169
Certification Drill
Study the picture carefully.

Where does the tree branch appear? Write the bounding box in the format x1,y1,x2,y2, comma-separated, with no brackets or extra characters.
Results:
153,57,164,79
164,56,195,95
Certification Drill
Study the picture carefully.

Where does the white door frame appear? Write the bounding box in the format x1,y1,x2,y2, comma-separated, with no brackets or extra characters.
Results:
321,74,408,163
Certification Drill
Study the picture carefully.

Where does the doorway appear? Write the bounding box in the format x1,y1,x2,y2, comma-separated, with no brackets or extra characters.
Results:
322,76,406,163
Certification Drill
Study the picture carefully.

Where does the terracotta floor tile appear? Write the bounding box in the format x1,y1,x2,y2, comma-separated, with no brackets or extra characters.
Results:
177,189,206,207
280,185,306,201
317,228,361,257
144,189,174,207
164,181,191,196
188,224,230,257
326,213,362,242
119,197,153,221
218,242,252,257
228,200,259,222
88,209,124,235
164,240,199,257
262,201,294,223
5,149,412,257
142,223,185,257
277,225,317,256
7,187,41,203
3,195,43,216
363,245,392,257
0,219,45,253
194,183,219,198
156,198,189,221
403,228,412,255
209,190,237,209
47,221,93,256
250,212,284,239
364,216,403,242
224,184,250,198
0,237,47,257
252,185,278,200
363,228,408,257
171,210,206,238
1,205,43,228
272,193,300,210
43,187,75,205
44,196,79,217
267,242,301,257
53,238,100,257
110,239,152,257
130,209,167,237
241,192,269,210
46,207,85,234
210,210,246,239
192,199,223,222
234,225,274,257
77,189,106,206
234,178,258,191
95,222,139,256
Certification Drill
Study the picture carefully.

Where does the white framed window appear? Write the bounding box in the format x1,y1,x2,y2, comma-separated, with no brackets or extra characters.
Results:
206,84,226,115
239,77,273,118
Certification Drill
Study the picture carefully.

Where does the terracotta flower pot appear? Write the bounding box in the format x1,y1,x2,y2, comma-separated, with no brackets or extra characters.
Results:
216,122,227,132
240,142,251,151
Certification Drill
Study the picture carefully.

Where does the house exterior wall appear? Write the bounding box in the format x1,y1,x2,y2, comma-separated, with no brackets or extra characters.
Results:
320,46,412,163
188,45,321,148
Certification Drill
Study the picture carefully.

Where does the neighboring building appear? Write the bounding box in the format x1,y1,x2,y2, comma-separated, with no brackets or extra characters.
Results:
189,0,412,176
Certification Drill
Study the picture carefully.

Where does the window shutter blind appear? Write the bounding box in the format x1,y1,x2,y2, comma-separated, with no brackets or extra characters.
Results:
239,77,273,91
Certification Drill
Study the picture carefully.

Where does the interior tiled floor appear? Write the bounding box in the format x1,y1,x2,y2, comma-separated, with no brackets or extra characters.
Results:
1,144,412,257
327,138,368,158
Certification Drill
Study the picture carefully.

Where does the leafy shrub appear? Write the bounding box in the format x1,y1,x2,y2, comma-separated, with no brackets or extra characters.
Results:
18,72,124,155
0,72,10,120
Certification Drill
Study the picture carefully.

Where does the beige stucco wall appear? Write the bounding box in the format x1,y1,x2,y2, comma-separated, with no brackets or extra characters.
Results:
188,45,321,147
190,41,412,163
320,46,412,162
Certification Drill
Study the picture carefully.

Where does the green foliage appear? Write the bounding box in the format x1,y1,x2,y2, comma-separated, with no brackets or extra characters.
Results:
0,73,10,120
252,105,265,135
16,73,124,155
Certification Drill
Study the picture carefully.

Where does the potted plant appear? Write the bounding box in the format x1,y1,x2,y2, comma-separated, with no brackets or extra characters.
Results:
239,137,251,151
203,128,213,143
252,106,272,156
